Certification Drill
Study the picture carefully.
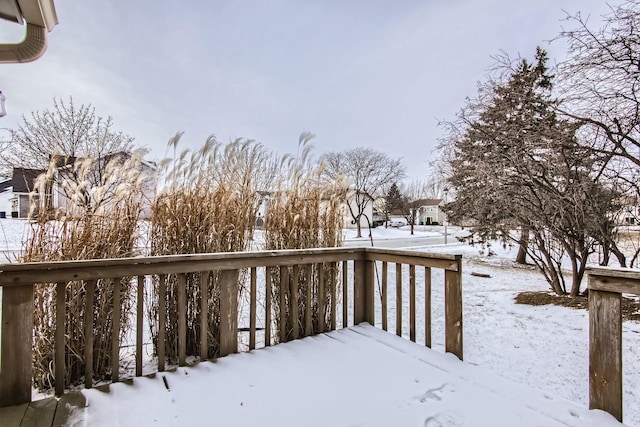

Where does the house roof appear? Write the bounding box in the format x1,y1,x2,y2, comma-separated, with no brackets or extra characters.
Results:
0,178,11,193
415,198,443,207
11,167,45,193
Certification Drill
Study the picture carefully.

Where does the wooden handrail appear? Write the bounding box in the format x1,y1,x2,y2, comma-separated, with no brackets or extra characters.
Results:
586,266,640,423
0,247,463,408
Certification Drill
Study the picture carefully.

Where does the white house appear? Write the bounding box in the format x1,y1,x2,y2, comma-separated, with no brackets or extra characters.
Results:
414,199,445,225
342,191,374,229
52,152,157,219
0,178,13,218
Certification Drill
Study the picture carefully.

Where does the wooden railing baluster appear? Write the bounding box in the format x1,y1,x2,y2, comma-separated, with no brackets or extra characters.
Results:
342,260,348,328
112,278,121,382
219,269,239,356
396,263,402,337
424,267,432,348
265,267,272,347
200,271,209,360
291,265,299,340
318,262,325,333
55,282,66,396
84,280,96,388
250,267,257,350
305,265,312,336
382,262,387,331
279,266,288,343
409,265,416,343
136,275,144,377
330,262,336,331
158,274,166,372
177,273,187,366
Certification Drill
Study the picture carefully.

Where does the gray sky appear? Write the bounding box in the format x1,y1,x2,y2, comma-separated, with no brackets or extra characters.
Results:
0,0,612,180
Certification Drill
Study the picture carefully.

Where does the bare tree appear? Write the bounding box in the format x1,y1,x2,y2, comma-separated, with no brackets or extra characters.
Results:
557,1,640,166
322,147,405,237
399,181,427,235
1,97,135,175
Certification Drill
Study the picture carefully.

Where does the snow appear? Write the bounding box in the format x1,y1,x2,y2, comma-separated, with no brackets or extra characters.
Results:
342,224,445,240
0,219,638,425
74,324,622,427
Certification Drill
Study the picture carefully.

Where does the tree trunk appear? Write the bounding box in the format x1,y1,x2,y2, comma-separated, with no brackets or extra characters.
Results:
356,218,362,238
515,226,529,264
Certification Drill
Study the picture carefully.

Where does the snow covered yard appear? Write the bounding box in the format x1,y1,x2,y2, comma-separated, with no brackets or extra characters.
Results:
417,242,640,426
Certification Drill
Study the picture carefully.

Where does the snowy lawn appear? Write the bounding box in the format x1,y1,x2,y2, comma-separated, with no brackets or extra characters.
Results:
417,242,640,426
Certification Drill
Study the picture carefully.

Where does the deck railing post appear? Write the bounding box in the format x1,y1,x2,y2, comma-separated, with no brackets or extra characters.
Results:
0,284,34,407
588,276,623,422
353,259,374,325
444,257,463,361
219,269,239,357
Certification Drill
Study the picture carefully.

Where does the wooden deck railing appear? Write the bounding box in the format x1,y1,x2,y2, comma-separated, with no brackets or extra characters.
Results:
0,247,462,408
587,267,640,423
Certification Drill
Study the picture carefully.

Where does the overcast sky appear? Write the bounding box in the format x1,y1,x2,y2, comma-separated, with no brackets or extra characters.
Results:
0,0,613,180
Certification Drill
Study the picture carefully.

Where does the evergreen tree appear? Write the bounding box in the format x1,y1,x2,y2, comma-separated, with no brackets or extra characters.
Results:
445,48,617,296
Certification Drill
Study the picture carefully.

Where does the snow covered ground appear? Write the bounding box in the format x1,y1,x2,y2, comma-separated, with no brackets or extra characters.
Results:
74,324,623,427
1,219,639,425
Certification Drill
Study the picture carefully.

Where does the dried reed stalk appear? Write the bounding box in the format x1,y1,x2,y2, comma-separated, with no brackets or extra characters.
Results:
25,152,150,390
264,134,343,341
148,134,275,362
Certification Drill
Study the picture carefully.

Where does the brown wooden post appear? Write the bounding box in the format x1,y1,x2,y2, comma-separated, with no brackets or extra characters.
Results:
249,267,257,350
279,266,288,343
265,267,272,346
330,262,337,331
84,280,96,389
589,285,622,422
55,282,66,396
291,265,299,339
219,269,239,357
177,273,187,366
136,275,144,377
444,258,463,360
381,262,388,331
157,275,166,371
342,261,348,328
111,279,121,382
396,263,402,337
200,271,209,360
353,258,374,325
0,284,34,407
318,263,325,333
305,266,312,336
409,265,416,342
424,267,432,348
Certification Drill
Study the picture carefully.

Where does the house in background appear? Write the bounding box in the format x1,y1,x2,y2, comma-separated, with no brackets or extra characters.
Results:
254,191,271,228
4,168,46,218
0,152,157,220
52,152,157,219
414,198,444,225
0,178,13,218
342,191,373,229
